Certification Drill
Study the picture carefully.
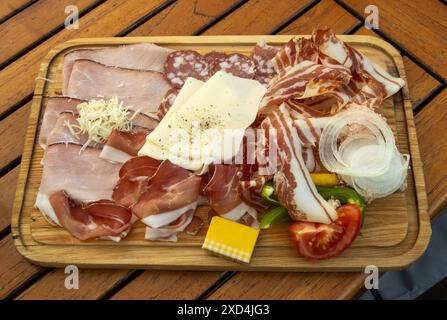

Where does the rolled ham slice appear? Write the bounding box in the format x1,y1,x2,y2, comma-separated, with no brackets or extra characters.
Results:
66,60,172,116
62,43,173,94
100,129,149,164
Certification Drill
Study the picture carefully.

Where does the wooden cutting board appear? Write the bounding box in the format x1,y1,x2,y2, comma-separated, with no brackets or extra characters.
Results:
11,36,431,271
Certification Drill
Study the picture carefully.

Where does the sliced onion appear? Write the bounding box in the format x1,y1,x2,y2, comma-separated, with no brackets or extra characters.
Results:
319,108,395,177
347,150,410,201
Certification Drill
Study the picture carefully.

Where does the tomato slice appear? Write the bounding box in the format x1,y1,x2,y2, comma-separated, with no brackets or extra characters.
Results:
288,204,362,259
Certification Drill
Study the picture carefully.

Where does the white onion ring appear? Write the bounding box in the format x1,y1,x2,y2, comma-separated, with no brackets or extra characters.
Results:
319,109,395,177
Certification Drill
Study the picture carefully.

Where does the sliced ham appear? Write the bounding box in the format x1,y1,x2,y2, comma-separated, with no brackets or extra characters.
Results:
66,59,172,116
45,112,91,148
46,191,132,241
39,97,84,149
62,43,173,94
144,209,196,241
37,144,121,203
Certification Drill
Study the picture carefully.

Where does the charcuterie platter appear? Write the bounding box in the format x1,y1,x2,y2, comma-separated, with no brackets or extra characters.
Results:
11,33,431,271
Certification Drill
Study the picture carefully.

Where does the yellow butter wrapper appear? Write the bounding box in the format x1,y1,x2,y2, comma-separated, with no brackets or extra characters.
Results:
202,216,260,263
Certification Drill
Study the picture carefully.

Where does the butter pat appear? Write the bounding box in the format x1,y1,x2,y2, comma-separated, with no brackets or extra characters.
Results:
202,216,260,263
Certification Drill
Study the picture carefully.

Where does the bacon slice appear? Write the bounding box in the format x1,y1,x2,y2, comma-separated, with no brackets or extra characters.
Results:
314,28,405,98
272,37,319,76
62,43,173,94
66,60,172,116
260,103,337,224
131,160,202,227
47,191,132,241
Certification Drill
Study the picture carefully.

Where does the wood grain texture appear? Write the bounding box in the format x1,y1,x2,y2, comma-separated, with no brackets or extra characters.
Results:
202,0,314,34
278,0,357,35
0,235,41,299
111,271,225,300
0,104,29,169
207,272,366,300
415,90,447,218
0,0,31,21
342,0,447,78
0,166,19,230
16,268,130,300
0,0,99,65
11,35,430,272
128,0,241,36
0,0,166,116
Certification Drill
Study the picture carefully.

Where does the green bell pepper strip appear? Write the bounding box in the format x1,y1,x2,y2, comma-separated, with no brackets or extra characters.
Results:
260,206,289,229
316,186,366,225
260,181,281,206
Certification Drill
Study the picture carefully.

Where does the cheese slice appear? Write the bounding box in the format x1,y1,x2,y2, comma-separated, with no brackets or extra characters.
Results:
138,71,267,171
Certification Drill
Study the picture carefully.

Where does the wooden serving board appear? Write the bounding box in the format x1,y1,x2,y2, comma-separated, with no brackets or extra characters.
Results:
11,36,431,271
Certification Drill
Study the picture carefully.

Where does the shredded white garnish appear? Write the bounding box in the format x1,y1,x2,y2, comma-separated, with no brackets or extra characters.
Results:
65,97,133,152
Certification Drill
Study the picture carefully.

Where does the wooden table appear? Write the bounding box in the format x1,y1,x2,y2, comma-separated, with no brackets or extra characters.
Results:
0,0,446,300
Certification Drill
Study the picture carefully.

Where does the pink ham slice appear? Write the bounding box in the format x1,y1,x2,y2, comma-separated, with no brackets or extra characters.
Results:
62,43,173,94
66,59,172,116
48,191,132,241
37,144,121,203
45,112,91,148
39,97,84,149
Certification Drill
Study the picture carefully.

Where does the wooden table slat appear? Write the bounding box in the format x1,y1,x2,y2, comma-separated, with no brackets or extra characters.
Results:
0,0,101,67
0,0,33,22
0,167,20,231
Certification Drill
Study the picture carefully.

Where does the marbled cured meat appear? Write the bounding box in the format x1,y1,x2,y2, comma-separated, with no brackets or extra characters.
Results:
164,50,210,88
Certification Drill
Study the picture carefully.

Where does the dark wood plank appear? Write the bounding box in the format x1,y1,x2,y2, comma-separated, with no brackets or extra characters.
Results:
342,0,447,79
128,0,241,36
0,0,167,117
0,166,19,230
278,0,357,35
415,90,447,217
0,235,41,299
202,0,315,34
207,272,366,299
0,104,29,169
110,271,225,300
0,0,32,22
0,0,100,66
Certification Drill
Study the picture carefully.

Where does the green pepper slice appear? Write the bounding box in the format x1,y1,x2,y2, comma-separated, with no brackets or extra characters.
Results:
260,181,281,206
316,186,366,225
260,206,289,229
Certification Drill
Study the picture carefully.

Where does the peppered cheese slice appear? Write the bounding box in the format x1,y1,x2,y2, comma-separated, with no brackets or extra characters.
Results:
202,216,260,263
138,71,267,171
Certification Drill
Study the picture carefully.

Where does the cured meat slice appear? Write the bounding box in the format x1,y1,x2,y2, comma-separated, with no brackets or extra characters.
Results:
47,191,132,241
131,160,202,227
144,209,196,241
251,40,279,86
66,59,172,116
39,97,84,149
272,37,319,76
100,129,149,164
37,144,121,203
259,60,351,118
313,28,405,97
164,50,210,87
45,112,91,148
62,43,173,94
206,52,256,79
156,87,179,120
260,103,337,224
118,155,161,179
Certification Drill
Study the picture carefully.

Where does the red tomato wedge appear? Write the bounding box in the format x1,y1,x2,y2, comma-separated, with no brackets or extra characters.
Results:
288,204,362,260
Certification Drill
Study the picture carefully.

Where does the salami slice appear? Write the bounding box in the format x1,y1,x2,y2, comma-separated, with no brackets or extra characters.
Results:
156,87,179,120
251,41,279,86
164,50,210,88
207,52,256,79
